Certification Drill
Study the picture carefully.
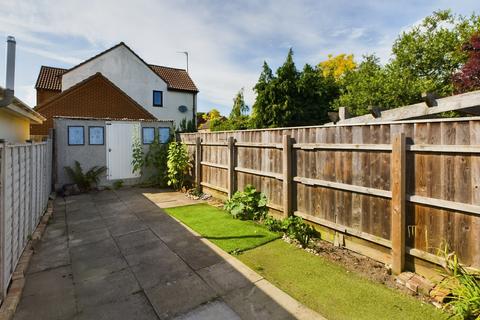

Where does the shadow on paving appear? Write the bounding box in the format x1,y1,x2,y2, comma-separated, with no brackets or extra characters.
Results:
12,188,321,320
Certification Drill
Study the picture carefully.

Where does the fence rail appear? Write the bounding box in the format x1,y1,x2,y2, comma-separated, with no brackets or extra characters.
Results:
0,141,52,303
180,117,480,275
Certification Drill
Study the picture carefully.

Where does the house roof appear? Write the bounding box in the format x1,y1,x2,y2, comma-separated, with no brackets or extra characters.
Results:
0,86,45,124
35,66,66,91
31,72,157,135
53,116,174,123
35,42,198,93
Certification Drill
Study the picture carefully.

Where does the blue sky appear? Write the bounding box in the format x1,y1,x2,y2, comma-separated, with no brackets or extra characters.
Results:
0,0,478,115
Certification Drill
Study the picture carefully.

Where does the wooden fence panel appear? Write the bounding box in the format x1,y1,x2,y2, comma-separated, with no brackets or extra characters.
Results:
180,117,480,272
0,141,52,303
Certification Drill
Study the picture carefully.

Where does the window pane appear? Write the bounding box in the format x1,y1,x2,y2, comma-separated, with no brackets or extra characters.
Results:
143,127,155,144
159,127,170,143
68,126,84,145
153,91,163,106
89,127,104,145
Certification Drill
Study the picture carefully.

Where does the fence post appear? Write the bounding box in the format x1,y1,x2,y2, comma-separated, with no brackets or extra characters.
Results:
0,143,5,301
195,137,202,190
391,132,406,274
282,135,293,217
227,137,236,198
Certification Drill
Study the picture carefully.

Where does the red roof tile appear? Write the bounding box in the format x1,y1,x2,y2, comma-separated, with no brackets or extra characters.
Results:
35,66,66,91
35,43,198,93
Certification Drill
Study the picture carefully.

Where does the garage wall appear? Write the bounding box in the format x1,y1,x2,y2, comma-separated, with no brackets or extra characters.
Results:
55,118,107,189
54,118,173,189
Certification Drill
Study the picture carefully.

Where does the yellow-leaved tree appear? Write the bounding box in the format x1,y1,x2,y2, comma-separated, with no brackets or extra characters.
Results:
319,54,356,80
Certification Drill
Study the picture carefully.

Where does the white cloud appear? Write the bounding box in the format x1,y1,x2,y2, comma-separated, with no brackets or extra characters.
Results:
0,0,479,113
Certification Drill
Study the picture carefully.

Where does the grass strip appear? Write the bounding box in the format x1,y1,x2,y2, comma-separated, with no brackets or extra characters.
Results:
238,239,448,320
164,203,280,253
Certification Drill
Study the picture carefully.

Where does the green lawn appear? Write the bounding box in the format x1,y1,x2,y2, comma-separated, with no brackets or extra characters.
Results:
239,240,448,320
166,203,448,320
164,203,280,253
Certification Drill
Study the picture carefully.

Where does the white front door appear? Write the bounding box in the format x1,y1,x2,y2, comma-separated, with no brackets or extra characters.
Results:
106,121,141,180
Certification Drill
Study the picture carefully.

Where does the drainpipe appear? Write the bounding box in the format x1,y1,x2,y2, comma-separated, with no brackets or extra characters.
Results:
0,36,16,107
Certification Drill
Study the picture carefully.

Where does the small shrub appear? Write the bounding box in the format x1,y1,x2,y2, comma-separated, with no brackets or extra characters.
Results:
224,185,268,220
167,142,192,190
440,249,480,319
281,216,317,248
263,215,318,248
263,215,283,232
64,161,107,192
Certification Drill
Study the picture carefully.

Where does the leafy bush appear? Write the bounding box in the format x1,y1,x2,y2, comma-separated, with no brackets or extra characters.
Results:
224,185,268,220
64,161,107,192
132,130,172,187
145,134,170,186
440,250,480,319
282,216,317,248
263,215,317,248
263,215,283,232
167,142,192,190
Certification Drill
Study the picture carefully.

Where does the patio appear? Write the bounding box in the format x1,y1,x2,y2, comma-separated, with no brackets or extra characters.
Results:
12,188,321,320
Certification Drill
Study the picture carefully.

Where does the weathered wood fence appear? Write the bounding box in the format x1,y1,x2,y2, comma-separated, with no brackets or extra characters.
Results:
0,141,52,302
179,117,480,275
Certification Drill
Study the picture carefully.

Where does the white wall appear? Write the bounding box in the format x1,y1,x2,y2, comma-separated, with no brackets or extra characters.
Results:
62,45,194,127
0,109,30,143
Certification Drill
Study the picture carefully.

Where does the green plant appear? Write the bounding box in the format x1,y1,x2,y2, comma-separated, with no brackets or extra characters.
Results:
131,129,144,174
113,180,124,190
178,118,196,133
263,215,283,232
64,161,107,192
281,216,317,248
167,142,192,190
224,185,268,221
262,215,317,248
440,249,480,319
144,132,171,186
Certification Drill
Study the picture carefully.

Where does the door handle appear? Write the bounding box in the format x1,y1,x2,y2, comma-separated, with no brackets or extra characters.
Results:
109,148,112,152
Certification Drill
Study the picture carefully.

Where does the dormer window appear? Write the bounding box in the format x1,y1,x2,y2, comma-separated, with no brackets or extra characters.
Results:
153,90,163,107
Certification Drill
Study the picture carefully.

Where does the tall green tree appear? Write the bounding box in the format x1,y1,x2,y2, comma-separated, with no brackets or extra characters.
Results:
333,10,480,116
230,88,249,119
295,64,338,125
251,48,300,128
391,9,480,96
251,49,338,128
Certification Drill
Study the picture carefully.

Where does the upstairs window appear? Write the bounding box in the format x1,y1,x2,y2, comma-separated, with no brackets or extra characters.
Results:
153,90,163,107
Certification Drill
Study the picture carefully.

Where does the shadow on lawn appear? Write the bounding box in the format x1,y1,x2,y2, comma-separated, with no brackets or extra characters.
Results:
205,235,266,240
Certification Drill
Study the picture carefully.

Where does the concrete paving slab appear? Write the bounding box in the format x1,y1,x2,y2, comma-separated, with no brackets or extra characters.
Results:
71,255,128,282
197,261,261,296
70,238,120,261
173,300,241,320
115,230,164,255
68,217,107,234
68,227,111,248
14,266,77,320
14,188,323,320
75,268,141,309
107,218,148,237
76,292,158,320
28,243,70,274
123,240,172,266
145,273,217,320
130,253,194,289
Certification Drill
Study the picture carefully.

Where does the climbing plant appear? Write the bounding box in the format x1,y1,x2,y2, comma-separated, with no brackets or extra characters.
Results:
167,142,192,190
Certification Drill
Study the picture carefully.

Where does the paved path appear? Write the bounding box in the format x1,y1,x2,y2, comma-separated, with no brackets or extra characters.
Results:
13,188,322,320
